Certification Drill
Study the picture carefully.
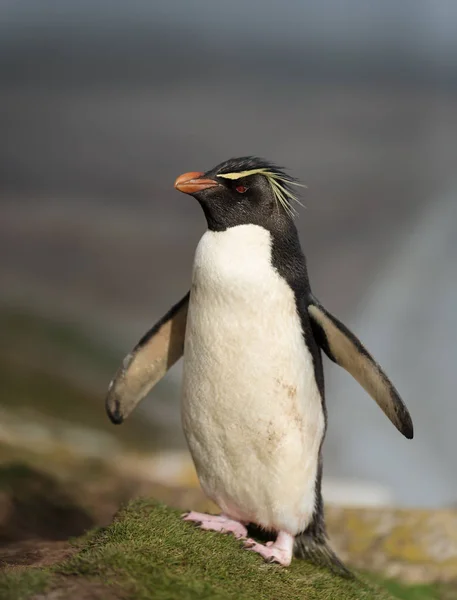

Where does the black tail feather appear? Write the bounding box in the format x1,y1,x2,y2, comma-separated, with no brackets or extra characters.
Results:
295,454,355,579
294,530,354,579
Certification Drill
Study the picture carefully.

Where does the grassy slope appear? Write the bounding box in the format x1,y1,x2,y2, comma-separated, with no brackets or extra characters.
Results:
0,500,450,600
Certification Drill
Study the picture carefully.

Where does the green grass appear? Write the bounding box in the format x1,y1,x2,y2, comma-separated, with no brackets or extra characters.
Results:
0,569,51,600
369,574,453,600
2,499,452,600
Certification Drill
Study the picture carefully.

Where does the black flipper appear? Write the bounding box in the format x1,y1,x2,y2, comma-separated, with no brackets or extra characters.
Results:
105,292,190,424
308,297,413,439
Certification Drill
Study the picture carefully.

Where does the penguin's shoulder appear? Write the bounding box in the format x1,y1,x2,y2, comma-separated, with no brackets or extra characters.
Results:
268,225,326,393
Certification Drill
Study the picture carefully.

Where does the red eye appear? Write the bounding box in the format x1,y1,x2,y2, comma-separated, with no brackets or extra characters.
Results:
236,185,247,193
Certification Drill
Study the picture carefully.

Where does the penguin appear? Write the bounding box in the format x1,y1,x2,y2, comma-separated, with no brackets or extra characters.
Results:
106,156,413,574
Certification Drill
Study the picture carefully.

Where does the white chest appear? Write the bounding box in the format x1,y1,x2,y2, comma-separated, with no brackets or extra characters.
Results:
181,225,325,533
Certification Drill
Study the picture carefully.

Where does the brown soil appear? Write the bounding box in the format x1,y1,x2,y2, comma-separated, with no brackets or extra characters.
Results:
32,577,125,600
0,465,95,545
0,461,119,573
0,540,74,570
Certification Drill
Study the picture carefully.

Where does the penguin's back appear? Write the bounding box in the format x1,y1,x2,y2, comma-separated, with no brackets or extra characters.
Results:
182,224,325,534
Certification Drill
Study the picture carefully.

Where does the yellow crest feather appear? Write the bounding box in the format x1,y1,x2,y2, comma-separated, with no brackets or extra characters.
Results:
218,168,305,216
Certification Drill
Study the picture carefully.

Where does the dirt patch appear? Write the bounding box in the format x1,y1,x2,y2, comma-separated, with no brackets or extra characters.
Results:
0,464,94,544
0,540,75,569
274,378,297,399
32,577,125,600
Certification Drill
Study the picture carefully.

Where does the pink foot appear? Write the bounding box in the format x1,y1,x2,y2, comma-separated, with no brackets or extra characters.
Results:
244,531,294,566
182,511,248,539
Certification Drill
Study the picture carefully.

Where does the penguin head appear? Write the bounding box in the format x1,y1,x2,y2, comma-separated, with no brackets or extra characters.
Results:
174,156,304,231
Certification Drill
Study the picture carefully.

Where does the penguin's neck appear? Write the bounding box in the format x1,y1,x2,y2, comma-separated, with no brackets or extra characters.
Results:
201,202,292,236
193,225,274,290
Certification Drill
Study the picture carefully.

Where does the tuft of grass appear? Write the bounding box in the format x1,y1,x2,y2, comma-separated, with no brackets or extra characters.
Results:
0,569,51,600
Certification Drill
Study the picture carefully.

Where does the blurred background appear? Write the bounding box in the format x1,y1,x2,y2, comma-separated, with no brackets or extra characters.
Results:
1,1,457,544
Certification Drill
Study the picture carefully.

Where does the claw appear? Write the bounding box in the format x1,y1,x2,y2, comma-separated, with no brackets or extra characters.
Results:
182,511,248,540
243,531,294,567
266,556,279,564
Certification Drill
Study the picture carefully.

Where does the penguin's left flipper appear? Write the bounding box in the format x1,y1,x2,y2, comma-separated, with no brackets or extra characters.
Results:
105,292,189,424
308,298,413,439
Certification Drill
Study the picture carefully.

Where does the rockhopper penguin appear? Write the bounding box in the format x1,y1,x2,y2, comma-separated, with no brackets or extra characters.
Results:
105,156,413,574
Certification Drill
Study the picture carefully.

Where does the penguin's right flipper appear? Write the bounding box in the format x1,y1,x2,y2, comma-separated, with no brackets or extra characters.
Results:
308,298,413,439
105,292,189,424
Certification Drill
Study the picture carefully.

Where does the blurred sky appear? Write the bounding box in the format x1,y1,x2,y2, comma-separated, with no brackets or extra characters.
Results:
1,0,457,86
1,1,456,508
1,0,457,54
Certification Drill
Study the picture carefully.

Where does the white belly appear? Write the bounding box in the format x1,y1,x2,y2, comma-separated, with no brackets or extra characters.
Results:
181,225,325,534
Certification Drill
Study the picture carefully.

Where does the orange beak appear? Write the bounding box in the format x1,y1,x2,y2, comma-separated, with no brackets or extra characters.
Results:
174,171,219,194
